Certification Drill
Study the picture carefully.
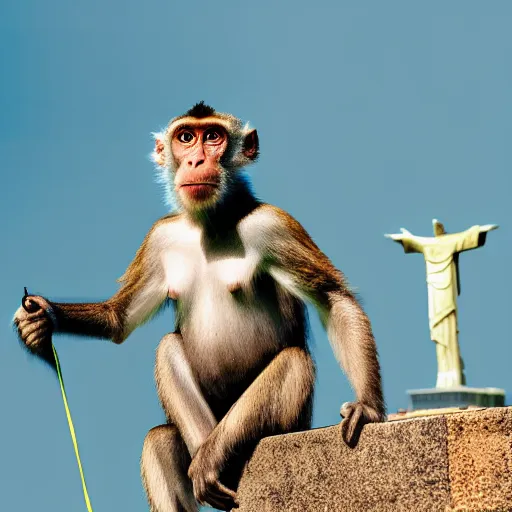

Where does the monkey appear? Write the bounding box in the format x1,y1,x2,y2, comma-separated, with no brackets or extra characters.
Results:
14,101,385,512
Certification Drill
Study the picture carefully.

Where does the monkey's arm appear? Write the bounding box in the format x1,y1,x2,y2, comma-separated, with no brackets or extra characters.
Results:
21,219,171,346
263,206,385,442
52,222,170,343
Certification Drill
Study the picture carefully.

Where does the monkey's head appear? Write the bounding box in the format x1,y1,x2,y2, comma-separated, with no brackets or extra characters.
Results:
152,102,259,213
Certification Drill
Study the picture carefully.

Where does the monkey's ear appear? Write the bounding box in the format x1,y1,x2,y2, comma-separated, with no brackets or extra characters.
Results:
151,132,166,167
242,129,259,161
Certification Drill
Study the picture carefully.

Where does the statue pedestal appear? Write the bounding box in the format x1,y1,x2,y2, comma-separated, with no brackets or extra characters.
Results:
407,386,505,411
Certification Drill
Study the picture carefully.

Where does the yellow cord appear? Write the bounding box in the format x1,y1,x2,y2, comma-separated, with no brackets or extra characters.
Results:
52,344,94,512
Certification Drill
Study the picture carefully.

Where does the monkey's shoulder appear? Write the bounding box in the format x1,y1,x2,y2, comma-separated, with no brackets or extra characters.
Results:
151,212,184,231
144,212,190,244
242,203,300,231
241,203,315,247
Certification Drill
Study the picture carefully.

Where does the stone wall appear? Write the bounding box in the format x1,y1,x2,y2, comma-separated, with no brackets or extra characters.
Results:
236,407,512,511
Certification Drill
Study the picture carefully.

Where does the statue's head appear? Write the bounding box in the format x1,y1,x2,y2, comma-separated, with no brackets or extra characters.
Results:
432,219,446,237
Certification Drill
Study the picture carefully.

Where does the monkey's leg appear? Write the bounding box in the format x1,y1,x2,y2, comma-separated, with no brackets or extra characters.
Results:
141,425,198,512
188,346,315,508
155,333,218,456
155,333,241,510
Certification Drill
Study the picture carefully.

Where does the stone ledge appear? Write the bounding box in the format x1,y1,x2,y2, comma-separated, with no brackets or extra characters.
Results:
236,407,512,511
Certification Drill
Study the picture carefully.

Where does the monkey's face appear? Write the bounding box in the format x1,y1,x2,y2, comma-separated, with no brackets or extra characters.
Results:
152,104,259,213
170,123,228,211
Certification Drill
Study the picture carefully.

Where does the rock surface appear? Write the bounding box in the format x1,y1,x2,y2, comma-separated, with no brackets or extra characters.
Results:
236,407,512,511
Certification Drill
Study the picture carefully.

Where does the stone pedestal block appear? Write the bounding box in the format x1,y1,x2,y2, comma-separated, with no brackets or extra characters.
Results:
236,407,512,511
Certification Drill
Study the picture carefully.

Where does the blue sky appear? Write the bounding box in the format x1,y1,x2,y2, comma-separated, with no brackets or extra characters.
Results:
1,2,511,510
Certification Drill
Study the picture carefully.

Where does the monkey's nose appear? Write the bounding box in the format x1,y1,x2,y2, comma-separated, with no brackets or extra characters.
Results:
188,158,205,168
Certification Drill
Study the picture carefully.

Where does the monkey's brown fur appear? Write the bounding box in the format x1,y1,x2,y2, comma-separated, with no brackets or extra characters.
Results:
14,103,385,512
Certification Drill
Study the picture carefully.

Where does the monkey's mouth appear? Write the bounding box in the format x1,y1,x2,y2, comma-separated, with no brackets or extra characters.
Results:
181,183,219,188
180,183,219,201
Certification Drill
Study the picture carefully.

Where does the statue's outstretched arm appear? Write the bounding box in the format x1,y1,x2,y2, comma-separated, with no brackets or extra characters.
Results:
476,224,499,248
385,229,423,254
479,224,499,233
385,227,413,241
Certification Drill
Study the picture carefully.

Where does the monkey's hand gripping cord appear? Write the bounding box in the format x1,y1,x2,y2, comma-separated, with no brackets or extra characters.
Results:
22,288,94,512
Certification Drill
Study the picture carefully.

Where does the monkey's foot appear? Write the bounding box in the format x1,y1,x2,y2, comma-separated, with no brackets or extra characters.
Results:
188,446,238,511
340,401,385,448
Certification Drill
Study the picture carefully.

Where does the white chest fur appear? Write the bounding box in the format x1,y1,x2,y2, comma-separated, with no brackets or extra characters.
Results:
159,220,261,299
152,215,286,384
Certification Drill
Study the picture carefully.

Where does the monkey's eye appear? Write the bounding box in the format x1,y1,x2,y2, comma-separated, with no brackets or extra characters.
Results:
178,131,194,143
204,129,222,142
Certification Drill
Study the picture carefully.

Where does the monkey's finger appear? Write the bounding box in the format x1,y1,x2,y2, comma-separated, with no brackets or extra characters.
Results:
192,481,210,508
28,307,46,318
340,402,354,419
18,310,46,326
341,405,363,446
22,295,50,313
201,491,231,511
15,308,45,326
22,297,43,314
20,317,50,336
363,405,385,423
202,482,237,511
211,482,238,510
201,483,230,506
23,322,51,341
204,493,235,512
20,318,50,338
15,319,34,337
25,329,50,350
22,327,51,347
214,481,238,503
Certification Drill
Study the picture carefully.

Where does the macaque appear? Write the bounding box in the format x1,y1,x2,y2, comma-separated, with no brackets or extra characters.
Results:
14,102,385,511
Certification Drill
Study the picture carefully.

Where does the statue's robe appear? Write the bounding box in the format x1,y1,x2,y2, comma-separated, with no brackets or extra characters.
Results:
400,226,481,388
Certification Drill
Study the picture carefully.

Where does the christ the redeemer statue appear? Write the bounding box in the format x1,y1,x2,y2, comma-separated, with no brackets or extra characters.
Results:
386,220,498,388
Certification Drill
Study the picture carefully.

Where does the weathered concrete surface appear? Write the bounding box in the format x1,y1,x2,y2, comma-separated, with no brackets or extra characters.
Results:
446,408,512,511
236,407,512,511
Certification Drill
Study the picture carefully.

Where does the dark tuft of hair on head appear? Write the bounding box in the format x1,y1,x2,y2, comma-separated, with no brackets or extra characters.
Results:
186,101,216,119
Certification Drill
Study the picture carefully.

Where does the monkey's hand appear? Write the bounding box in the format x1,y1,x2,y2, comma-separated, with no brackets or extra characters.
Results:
340,401,385,447
188,439,238,511
13,295,54,357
